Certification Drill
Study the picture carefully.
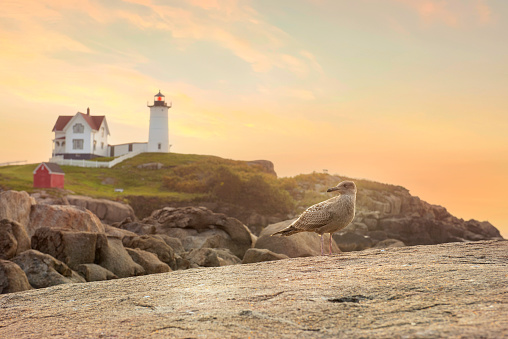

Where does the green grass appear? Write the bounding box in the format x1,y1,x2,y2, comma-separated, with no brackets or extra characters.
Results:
0,153,212,199
0,152,400,218
0,164,38,192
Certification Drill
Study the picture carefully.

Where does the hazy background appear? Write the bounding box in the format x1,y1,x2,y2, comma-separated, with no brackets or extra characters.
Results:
1,0,507,237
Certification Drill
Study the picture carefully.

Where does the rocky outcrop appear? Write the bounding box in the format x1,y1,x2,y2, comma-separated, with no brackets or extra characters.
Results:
0,191,35,229
0,259,32,294
11,250,85,289
75,264,118,282
125,248,171,274
241,248,289,264
246,160,277,177
0,219,30,259
28,204,105,237
114,219,156,235
255,219,340,257
332,232,374,252
345,186,503,249
122,235,176,269
146,206,256,259
1,240,506,338
95,236,145,278
66,195,136,225
31,228,105,270
284,175,503,253
186,248,241,267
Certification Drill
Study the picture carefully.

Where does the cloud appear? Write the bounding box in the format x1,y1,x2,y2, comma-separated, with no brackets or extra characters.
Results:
116,0,320,76
394,0,493,27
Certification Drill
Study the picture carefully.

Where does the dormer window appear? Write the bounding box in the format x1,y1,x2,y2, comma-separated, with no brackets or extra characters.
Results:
73,123,84,133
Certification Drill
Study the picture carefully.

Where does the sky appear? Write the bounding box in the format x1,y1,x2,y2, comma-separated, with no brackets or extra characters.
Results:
1,0,507,237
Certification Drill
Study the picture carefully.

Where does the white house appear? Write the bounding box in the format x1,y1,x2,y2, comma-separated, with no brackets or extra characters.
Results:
50,91,171,162
52,108,111,160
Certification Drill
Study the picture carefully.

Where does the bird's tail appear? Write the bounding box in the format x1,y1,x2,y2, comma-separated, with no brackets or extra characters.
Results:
271,226,301,237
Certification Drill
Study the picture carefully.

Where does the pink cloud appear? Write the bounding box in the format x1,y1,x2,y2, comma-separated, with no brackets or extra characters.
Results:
395,0,493,27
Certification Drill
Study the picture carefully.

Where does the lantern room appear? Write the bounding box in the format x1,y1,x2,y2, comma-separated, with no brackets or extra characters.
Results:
153,90,166,106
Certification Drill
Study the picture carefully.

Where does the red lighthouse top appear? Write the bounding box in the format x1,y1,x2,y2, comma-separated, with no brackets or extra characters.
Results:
149,90,171,108
155,90,165,102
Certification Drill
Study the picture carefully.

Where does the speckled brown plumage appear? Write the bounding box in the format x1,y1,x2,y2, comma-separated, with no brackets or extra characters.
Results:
271,180,357,255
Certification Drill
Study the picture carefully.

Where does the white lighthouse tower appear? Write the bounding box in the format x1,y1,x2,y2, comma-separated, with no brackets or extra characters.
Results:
147,90,171,152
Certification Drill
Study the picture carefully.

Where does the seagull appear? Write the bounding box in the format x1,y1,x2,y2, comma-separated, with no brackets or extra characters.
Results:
271,180,357,255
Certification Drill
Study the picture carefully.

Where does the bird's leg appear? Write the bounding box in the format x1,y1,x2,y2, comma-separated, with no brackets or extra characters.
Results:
320,234,324,256
329,233,333,255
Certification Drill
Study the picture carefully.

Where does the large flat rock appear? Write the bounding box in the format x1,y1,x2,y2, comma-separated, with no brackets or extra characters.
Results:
1,240,507,338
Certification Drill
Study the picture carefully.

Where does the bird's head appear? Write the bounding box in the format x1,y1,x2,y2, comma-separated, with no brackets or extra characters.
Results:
327,181,357,194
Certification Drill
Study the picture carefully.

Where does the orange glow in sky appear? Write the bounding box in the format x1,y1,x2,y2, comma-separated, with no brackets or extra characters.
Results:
1,0,507,237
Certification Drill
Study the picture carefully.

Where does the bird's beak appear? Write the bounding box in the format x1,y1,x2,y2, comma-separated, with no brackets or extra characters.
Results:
327,186,339,192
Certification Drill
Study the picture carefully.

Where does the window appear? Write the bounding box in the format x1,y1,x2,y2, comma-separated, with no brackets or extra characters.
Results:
101,127,105,137
93,140,97,151
62,141,65,147
101,142,104,149
128,144,133,152
158,143,161,150
73,139,84,150
73,123,84,133
56,141,60,147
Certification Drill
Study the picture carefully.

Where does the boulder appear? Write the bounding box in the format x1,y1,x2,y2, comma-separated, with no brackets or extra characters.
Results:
333,232,374,252
246,160,277,176
126,248,171,274
186,248,241,267
113,219,156,235
354,186,503,246
0,219,30,259
28,204,105,237
31,228,105,270
368,230,388,241
148,207,255,259
104,224,138,238
255,220,340,257
66,195,136,225
0,259,32,294
30,192,69,206
122,235,176,269
75,264,118,282
96,236,144,278
241,248,289,264
11,250,85,289
174,254,191,270
374,238,406,248
465,220,501,239
157,235,185,255
0,191,35,230
362,217,378,231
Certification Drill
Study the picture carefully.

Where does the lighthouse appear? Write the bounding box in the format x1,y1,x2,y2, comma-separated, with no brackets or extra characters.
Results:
147,90,171,153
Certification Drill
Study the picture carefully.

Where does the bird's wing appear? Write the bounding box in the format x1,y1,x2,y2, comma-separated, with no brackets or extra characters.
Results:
291,200,335,231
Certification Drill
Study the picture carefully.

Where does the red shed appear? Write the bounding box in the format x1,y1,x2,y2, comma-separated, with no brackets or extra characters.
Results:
33,162,65,189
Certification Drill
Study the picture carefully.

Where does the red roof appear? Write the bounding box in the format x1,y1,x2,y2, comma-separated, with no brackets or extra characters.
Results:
33,162,65,175
52,112,105,132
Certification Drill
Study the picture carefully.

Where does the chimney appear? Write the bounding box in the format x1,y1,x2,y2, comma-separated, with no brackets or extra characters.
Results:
87,107,90,115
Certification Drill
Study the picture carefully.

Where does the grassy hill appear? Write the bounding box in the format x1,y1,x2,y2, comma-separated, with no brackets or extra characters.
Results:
0,152,402,220
0,153,294,216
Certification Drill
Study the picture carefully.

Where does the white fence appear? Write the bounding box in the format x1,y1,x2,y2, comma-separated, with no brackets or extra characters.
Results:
50,151,142,168
0,160,27,167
